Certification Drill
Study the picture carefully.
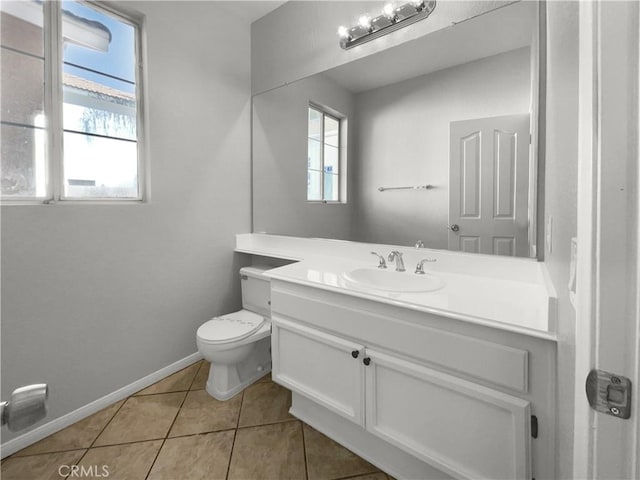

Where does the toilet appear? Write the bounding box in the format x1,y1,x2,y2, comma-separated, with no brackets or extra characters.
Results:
196,266,272,401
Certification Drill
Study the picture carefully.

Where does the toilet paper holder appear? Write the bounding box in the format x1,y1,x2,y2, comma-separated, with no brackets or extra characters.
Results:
1,384,49,432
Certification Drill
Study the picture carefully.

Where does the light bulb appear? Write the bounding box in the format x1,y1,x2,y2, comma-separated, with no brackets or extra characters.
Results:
382,3,396,19
358,15,371,29
337,25,349,38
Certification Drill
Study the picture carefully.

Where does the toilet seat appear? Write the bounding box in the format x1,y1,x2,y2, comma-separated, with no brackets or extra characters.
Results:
197,310,265,345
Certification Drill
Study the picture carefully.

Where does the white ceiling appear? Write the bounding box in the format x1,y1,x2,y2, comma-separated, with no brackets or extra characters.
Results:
220,1,286,24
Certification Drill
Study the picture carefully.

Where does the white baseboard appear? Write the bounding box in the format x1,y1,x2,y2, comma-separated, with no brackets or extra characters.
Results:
1,352,202,459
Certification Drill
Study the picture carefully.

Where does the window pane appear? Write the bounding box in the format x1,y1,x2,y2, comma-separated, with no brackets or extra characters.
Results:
1,1,46,198
1,1,44,57
308,138,321,171
1,123,47,197
324,173,339,202
308,107,322,141
62,1,136,85
63,70,136,141
1,48,44,126
324,145,339,175
307,170,322,201
324,116,339,148
61,1,139,199
63,132,137,198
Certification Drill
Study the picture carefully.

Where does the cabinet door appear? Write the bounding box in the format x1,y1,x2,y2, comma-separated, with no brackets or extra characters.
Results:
364,349,531,480
272,316,365,425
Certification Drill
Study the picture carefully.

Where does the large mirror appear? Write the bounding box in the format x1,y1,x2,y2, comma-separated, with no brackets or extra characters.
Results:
252,1,541,258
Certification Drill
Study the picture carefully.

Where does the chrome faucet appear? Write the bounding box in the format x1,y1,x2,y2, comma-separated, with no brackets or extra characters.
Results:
415,258,436,274
415,240,425,248
370,252,387,269
388,251,405,272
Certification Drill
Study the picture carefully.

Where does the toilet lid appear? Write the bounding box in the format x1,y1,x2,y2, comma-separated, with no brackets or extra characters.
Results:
197,310,265,344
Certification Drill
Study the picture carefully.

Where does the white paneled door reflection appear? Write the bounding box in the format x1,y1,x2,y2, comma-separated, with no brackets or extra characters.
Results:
449,114,530,257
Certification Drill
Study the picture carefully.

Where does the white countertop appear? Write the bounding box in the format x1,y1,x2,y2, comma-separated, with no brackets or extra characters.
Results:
237,234,558,341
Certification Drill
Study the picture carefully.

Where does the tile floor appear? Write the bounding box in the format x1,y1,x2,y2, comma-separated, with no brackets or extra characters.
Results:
1,361,393,480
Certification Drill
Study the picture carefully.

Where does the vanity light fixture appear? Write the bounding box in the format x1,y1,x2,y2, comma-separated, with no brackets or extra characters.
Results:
338,0,436,50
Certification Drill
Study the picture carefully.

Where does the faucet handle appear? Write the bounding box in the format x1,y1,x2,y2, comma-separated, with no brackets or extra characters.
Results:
415,258,436,274
415,240,425,248
370,252,387,269
388,250,403,261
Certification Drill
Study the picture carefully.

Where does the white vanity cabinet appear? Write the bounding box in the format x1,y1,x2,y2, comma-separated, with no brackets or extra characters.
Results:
271,317,365,426
270,280,556,480
363,349,530,480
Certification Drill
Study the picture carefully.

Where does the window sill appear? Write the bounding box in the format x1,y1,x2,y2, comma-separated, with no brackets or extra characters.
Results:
1,199,145,206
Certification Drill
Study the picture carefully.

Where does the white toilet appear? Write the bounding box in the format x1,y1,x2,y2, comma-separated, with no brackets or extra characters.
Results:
196,266,272,401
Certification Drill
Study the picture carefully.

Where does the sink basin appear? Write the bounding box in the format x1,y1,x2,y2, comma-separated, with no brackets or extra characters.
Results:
342,268,444,293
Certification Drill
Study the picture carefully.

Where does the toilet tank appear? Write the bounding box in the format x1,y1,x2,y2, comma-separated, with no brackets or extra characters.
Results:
240,266,272,317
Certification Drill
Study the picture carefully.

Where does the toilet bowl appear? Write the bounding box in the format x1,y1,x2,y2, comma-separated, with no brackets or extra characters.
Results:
196,266,272,400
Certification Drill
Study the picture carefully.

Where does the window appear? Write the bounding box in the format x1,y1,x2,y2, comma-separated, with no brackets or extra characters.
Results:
1,0,143,202
307,105,342,202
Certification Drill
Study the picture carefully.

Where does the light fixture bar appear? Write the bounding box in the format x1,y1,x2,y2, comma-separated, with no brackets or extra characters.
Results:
338,1,436,50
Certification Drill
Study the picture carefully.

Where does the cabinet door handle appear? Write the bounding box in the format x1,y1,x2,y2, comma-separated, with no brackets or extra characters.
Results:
363,357,371,366
351,350,359,359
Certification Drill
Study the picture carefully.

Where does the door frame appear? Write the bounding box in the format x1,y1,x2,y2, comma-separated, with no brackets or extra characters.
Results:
573,1,640,478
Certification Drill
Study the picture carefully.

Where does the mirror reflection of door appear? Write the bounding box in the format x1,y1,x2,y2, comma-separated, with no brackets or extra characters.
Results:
449,114,530,257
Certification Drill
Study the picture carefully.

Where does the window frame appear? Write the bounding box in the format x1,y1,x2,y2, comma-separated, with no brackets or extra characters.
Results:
1,0,146,205
307,103,342,204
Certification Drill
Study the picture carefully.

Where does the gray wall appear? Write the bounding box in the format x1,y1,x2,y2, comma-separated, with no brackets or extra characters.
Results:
253,74,355,239
352,47,531,247
543,2,579,478
1,1,251,443
251,0,514,94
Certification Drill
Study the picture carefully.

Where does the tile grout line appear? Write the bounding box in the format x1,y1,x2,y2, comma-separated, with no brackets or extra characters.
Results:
4,385,202,460
225,390,245,480
87,399,128,450
333,473,386,480
61,395,130,479
236,417,299,430
154,427,237,442
186,361,204,391
345,473,393,480
25,364,202,462
144,390,190,480
4,367,381,480
236,392,245,431
7,394,130,462
135,360,202,398
48,361,196,479
225,429,239,480
6,446,92,459
133,387,202,398
301,421,310,480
